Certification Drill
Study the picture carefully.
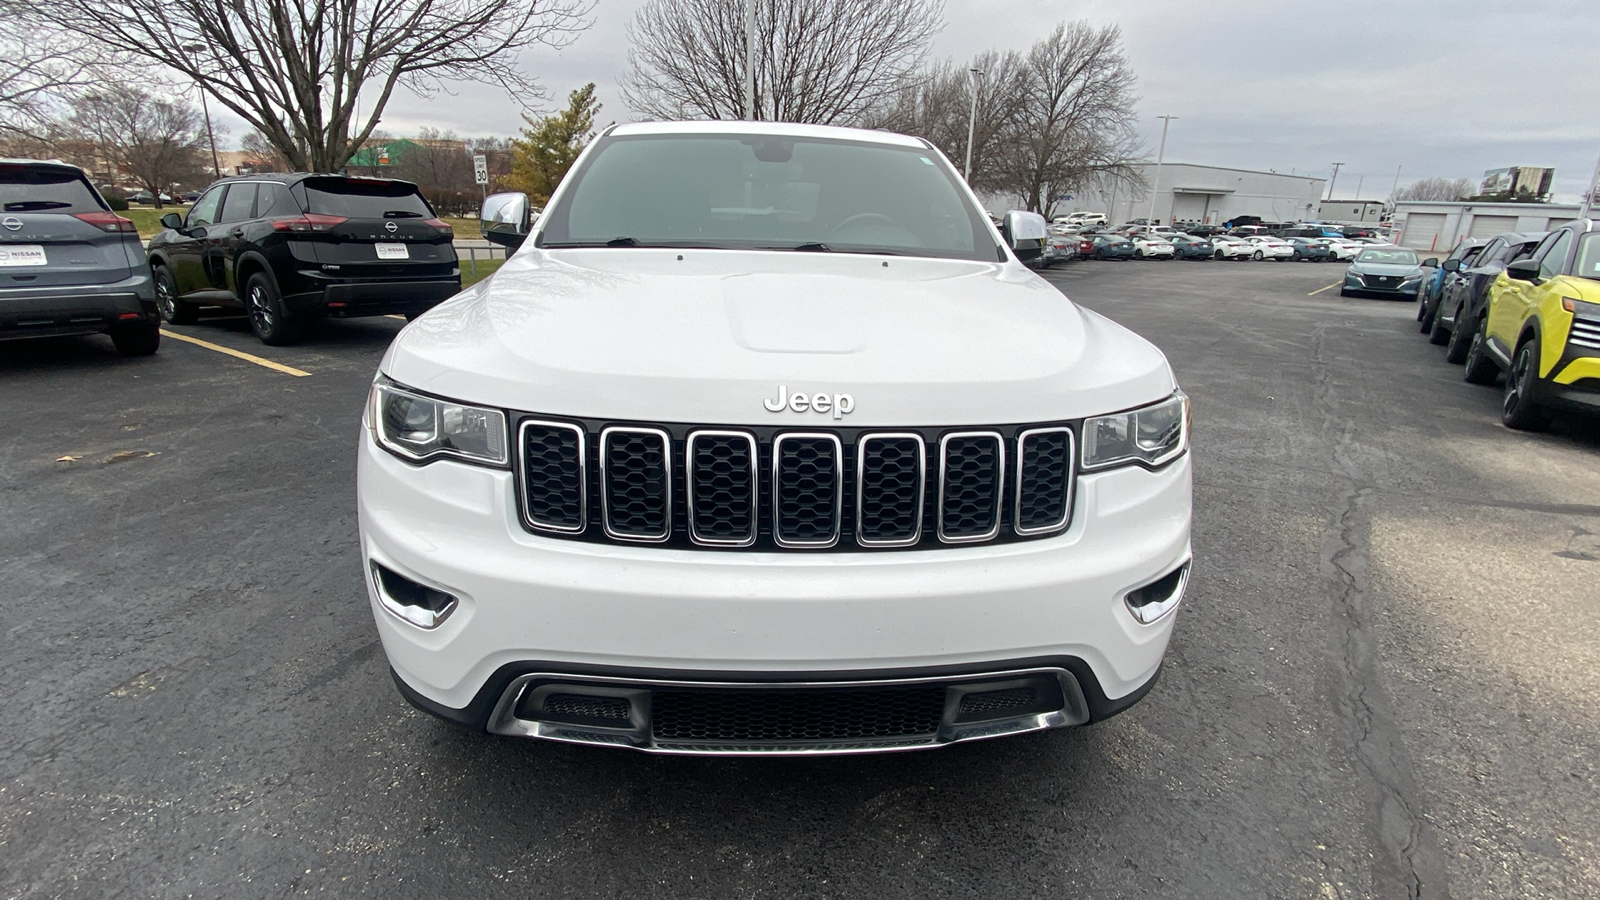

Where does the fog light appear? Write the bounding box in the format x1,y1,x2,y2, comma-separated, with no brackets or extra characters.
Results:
1125,562,1189,624
370,562,458,629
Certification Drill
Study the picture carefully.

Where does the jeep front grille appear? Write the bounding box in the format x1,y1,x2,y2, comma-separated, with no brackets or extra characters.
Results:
515,419,1081,551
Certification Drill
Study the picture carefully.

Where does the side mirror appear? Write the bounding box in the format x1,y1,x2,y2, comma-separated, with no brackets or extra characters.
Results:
1422,257,1439,268
480,192,531,249
1440,258,1461,273
1002,210,1048,261
160,212,183,230
1505,258,1542,284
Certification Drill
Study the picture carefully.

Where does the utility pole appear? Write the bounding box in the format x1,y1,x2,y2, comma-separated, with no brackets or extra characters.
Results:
743,0,756,120
1582,152,1600,220
1326,162,1344,200
181,44,222,181
963,68,984,182
1389,164,1402,200
1354,174,1364,201
1147,115,1176,225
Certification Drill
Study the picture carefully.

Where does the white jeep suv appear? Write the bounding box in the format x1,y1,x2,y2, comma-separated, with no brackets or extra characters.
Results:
357,121,1192,755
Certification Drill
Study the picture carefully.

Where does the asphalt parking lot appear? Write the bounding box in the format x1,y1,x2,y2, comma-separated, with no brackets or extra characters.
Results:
4,258,1598,899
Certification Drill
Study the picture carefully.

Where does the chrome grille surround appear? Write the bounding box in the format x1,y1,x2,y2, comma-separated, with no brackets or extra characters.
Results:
685,430,759,547
772,432,844,548
855,432,927,547
598,426,672,543
1014,426,1075,536
937,431,1005,543
517,419,587,534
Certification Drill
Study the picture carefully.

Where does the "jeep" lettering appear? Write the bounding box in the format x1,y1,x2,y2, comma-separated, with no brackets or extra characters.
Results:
763,385,855,420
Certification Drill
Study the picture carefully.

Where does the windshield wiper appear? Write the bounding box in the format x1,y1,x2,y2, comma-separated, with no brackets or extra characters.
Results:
790,242,831,252
381,210,423,218
4,200,71,211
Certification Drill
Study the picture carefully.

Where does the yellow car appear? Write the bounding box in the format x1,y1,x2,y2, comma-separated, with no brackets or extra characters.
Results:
1465,219,1600,429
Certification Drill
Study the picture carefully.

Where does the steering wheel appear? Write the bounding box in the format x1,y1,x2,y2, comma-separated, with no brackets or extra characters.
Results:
829,212,898,234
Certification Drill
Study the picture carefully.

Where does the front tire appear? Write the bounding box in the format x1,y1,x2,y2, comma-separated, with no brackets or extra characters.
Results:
1502,338,1548,430
110,321,160,356
153,266,197,325
1462,316,1499,385
1253,250,1264,260
244,271,304,346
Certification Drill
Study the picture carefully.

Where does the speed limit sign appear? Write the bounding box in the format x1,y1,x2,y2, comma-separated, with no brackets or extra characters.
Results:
473,154,488,186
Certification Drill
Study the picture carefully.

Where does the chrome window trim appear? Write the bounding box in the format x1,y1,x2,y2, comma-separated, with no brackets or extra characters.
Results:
936,431,1005,544
685,429,759,547
599,425,673,543
772,432,843,549
855,432,926,547
1013,426,1075,536
516,419,587,534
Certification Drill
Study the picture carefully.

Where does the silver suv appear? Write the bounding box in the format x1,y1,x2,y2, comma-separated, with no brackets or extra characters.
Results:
0,160,160,356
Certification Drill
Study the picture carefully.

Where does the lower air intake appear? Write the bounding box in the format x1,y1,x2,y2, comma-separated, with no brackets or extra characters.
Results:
651,686,946,743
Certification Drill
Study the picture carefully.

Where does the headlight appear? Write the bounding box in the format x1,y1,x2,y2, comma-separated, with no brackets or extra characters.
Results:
369,377,508,467
1082,391,1190,471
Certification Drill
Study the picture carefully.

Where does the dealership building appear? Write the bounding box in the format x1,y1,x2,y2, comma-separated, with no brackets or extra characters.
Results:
1391,201,1582,251
1016,163,1327,226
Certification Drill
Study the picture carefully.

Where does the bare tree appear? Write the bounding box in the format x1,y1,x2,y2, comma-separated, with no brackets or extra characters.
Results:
71,87,208,206
992,22,1141,216
240,130,295,174
34,0,592,172
0,31,101,143
622,0,943,124
865,52,1025,191
1395,176,1476,202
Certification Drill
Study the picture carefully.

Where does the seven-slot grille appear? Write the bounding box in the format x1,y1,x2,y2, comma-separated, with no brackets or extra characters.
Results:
1569,316,1600,351
517,420,1079,550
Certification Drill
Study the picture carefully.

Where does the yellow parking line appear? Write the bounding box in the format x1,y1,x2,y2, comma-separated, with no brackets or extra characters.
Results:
1308,282,1343,296
160,330,311,377
385,314,406,320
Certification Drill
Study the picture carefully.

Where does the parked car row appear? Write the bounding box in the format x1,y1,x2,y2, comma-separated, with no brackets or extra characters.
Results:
1,158,463,354
1410,223,1599,431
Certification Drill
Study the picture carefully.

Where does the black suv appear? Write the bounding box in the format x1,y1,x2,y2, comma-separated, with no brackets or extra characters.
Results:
0,159,160,356
146,174,460,345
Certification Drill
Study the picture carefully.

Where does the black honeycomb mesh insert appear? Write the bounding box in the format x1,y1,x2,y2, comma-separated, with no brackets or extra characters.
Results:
651,687,946,743
1017,430,1072,532
544,694,631,721
941,435,1001,538
858,437,923,542
604,430,669,537
690,435,756,542
521,425,583,529
775,437,838,544
958,687,1037,714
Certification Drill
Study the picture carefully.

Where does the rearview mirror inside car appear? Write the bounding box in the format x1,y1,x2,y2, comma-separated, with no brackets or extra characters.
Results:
1505,258,1541,283
160,212,183,230
480,192,531,249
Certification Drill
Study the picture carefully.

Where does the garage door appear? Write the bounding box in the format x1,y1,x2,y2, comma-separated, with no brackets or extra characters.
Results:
1468,215,1520,239
1401,213,1446,249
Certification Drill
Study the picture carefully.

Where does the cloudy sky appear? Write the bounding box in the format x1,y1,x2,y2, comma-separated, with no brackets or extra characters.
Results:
223,0,1600,202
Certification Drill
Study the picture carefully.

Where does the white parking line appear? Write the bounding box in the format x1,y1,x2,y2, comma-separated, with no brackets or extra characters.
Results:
160,330,311,377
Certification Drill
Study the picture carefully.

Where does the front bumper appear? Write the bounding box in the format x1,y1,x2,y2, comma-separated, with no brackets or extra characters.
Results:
357,431,1192,752
1344,273,1420,296
0,274,157,339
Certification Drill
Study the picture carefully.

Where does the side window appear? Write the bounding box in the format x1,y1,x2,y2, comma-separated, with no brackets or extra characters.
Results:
1508,240,1540,265
1535,230,1573,279
219,183,258,223
255,184,296,219
186,187,225,228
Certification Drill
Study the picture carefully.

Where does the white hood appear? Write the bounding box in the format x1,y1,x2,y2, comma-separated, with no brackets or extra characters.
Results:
380,248,1176,427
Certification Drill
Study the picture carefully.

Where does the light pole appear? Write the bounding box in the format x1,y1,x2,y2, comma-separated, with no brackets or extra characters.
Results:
963,68,984,182
1326,162,1344,200
1146,115,1176,225
181,44,222,181
1581,151,1600,220
743,0,756,120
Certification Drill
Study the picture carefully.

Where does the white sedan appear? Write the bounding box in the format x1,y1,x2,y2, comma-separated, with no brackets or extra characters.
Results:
1131,235,1177,259
1324,238,1365,261
1210,235,1255,260
1242,235,1296,261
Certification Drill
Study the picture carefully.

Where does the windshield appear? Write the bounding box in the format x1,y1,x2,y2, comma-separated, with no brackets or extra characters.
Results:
1575,233,1600,282
538,133,997,261
299,177,433,218
1357,248,1418,265
0,164,104,213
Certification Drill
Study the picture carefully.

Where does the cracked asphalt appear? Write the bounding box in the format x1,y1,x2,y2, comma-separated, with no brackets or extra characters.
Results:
3,258,1598,898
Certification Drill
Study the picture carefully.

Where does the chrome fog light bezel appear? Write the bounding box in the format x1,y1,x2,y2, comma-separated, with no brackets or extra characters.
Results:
1124,561,1190,625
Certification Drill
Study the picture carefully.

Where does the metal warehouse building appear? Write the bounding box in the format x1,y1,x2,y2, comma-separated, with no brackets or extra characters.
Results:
1051,163,1326,226
1393,200,1582,251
